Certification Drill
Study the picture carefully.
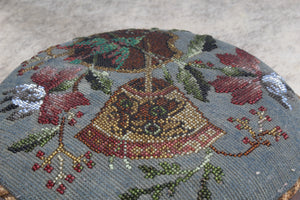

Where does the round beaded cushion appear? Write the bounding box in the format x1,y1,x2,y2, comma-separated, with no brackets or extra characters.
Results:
0,29,299,200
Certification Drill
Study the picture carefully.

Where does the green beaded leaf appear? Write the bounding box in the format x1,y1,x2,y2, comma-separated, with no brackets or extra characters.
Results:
182,35,217,60
85,69,113,94
7,126,59,153
221,66,256,77
190,60,257,78
139,162,182,179
177,66,210,102
120,162,199,200
162,66,173,84
49,77,79,92
120,158,225,200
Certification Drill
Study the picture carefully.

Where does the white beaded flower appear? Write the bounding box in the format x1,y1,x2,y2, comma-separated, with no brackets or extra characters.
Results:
12,84,46,112
1,84,46,120
262,72,294,110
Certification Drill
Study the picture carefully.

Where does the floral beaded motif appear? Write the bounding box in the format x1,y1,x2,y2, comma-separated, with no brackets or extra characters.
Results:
208,48,294,109
0,29,295,198
2,29,223,196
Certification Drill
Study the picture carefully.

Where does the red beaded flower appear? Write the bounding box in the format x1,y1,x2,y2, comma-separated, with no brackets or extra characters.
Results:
31,66,90,125
209,48,263,105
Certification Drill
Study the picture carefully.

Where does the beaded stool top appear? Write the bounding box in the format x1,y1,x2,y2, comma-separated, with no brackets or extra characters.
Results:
0,28,299,200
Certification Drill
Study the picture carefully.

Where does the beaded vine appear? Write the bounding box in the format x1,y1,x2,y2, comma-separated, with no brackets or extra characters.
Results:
120,150,224,200
32,117,95,194
210,106,288,157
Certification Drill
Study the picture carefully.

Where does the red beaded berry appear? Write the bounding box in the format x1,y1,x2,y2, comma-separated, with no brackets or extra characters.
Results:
18,69,25,76
56,184,66,194
258,106,267,111
65,174,75,183
74,163,83,172
33,66,39,70
281,133,289,140
44,164,54,173
207,62,214,67
227,117,234,122
249,109,257,115
242,137,250,144
265,115,272,122
195,60,203,64
241,117,249,121
76,111,84,118
36,150,45,159
84,151,92,159
276,126,282,132
32,163,40,171
235,124,242,130
86,160,95,169
46,180,55,189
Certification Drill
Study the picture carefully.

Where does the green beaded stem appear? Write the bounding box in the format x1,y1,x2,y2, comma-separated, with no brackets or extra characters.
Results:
120,150,224,200
198,163,224,200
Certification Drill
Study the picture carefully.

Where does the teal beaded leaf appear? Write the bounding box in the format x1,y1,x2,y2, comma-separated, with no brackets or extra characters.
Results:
68,36,145,70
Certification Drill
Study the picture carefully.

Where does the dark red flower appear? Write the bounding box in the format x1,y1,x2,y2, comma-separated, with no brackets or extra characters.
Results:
209,48,263,105
31,66,82,92
216,48,260,75
38,92,90,125
57,30,181,72
30,66,90,125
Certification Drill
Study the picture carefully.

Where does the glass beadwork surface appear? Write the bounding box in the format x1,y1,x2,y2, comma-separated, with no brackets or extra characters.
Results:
0,29,299,200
